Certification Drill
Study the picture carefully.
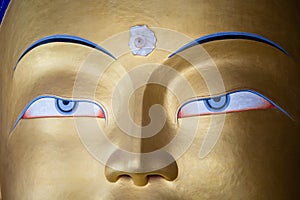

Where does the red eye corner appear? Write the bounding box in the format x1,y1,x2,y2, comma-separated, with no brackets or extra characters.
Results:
177,110,183,119
22,111,29,119
97,110,105,118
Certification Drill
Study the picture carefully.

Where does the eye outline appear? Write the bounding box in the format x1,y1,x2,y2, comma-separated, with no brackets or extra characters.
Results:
177,89,290,119
12,95,107,130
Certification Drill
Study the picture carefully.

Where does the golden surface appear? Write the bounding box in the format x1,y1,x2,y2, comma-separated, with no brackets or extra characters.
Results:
0,0,299,199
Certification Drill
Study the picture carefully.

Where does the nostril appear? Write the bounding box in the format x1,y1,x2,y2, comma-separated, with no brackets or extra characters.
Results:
116,173,172,186
147,174,163,178
119,173,149,186
117,174,131,181
147,174,166,182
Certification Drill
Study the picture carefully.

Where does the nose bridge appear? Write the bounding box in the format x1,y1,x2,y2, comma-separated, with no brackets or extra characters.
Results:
104,83,179,186
118,82,175,153
140,83,178,153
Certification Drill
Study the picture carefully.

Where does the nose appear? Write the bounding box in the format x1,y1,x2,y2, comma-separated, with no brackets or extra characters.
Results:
105,149,178,186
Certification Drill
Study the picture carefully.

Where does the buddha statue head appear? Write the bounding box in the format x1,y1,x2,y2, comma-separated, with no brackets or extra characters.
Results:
0,0,299,199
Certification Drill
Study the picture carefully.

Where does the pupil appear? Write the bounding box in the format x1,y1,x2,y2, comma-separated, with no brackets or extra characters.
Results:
62,100,70,105
205,95,229,111
56,99,77,114
213,97,221,102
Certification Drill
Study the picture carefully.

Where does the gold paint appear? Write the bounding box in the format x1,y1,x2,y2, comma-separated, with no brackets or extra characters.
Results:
0,0,299,199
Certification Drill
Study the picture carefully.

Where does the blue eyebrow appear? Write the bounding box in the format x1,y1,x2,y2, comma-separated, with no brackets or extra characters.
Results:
168,32,289,58
0,0,10,24
14,34,116,70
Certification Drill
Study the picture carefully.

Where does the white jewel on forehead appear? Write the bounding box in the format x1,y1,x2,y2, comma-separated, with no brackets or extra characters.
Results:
129,25,156,56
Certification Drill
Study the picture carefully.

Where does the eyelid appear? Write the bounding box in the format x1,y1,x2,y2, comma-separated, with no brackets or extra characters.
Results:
12,95,106,130
177,90,290,119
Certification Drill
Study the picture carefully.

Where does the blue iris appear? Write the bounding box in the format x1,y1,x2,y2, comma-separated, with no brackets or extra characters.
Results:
55,99,78,114
204,94,230,112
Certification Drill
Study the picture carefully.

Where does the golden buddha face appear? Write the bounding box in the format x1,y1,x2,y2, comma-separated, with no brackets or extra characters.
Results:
0,0,299,199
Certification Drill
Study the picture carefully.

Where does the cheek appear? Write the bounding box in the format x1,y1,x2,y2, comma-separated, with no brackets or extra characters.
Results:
174,116,231,198
220,111,298,198
4,119,108,200
175,110,298,199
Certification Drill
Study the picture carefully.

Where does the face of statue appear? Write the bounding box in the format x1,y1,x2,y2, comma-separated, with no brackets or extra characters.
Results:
0,0,299,199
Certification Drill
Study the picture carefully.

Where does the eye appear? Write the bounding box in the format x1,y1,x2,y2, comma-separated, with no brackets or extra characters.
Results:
21,96,105,119
177,90,288,118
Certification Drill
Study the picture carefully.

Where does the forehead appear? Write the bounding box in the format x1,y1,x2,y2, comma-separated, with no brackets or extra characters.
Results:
0,0,299,64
